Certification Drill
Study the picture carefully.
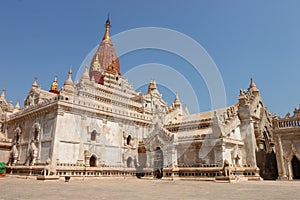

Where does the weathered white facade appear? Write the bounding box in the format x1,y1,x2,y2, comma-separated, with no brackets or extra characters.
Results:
273,108,300,180
0,18,277,180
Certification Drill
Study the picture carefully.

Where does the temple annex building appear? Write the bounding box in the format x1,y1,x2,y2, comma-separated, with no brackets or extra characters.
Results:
1,18,299,181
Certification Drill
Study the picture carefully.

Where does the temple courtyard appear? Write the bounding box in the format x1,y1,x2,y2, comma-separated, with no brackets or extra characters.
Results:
0,176,299,199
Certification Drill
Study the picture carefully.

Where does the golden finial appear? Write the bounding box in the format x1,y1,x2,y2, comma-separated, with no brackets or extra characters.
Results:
50,76,59,94
147,80,157,93
102,14,111,41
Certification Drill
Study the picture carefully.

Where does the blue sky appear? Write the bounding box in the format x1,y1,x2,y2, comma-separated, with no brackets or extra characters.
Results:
1,0,300,116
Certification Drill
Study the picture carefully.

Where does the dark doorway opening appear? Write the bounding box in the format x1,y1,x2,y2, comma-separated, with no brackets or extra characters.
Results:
90,155,97,167
154,147,163,179
292,156,300,179
127,157,133,168
256,149,278,180
136,142,147,179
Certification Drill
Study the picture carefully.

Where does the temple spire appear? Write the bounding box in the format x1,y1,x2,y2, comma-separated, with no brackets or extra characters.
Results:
249,77,257,89
173,92,182,108
32,77,38,88
102,14,111,41
64,68,73,85
1,88,6,99
248,77,260,93
49,76,59,94
14,100,21,110
81,64,90,81
147,80,157,93
90,16,121,84
62,68,74,93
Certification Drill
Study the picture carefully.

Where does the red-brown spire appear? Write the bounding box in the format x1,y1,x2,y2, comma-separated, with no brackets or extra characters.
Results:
89,16,120,84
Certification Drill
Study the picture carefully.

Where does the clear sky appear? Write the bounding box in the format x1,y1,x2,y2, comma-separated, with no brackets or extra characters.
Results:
1,0,300,116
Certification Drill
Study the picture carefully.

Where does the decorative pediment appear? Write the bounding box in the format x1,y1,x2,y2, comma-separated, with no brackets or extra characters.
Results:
24,87,56,107
284,144,300,162
144,128,174,152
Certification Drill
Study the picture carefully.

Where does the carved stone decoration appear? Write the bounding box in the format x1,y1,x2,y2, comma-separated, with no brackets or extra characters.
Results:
222,159,231,177
8,144,18,166
14,127,22,144
32,123,41,141
284,144,300,163
25,140,38,166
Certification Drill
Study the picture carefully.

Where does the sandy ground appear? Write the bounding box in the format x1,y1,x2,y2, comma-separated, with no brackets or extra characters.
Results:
1,176,300,200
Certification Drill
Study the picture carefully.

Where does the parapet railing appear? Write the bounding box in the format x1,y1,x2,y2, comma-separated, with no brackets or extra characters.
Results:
273,118,300,129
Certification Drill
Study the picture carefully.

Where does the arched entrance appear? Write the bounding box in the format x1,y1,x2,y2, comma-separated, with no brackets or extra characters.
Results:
90,155,97,167
127,157,133,168
138,142,147,168
136,142,147,178
154,147,164,179
291,156,300,179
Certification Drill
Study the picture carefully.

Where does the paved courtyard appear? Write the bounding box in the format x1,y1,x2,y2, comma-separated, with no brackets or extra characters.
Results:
1,176,300,200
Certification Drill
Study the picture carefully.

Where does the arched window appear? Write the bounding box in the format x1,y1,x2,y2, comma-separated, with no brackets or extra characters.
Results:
14,127,22,144
91,130,97,141
32,123,40,141
127,135,132,146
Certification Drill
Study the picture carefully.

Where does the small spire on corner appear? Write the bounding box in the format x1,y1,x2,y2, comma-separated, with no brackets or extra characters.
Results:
32,77,38,88
49,75,59,94
1,88,6,98
249,77,257,90
69,67,73,75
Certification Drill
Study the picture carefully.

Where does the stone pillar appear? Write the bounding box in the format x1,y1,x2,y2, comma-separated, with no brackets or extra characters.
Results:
84,150,91,167
276,136,287,179
16,143,21,164
37,129,42,163
240,119,257,167
288,161,293,180
167,135,179,180
171,135,178,169
221,143,226,165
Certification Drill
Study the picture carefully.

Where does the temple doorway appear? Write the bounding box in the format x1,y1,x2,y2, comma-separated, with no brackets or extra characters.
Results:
90,155,97,167
291,156,300,179
138,142,147,168
127,157,133,168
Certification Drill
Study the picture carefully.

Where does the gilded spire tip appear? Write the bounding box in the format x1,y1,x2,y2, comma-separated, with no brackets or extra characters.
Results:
102,15,111,41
